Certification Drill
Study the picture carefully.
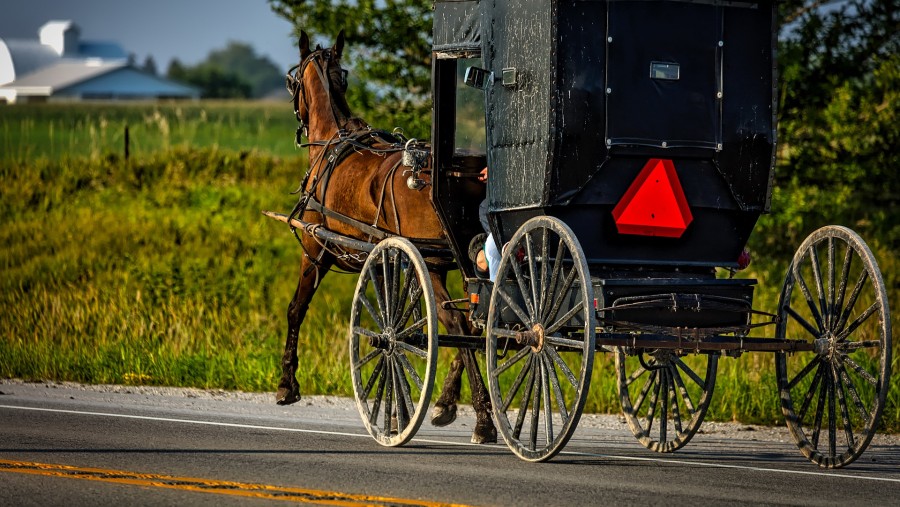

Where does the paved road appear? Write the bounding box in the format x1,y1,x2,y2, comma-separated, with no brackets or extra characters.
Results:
1,380,898,506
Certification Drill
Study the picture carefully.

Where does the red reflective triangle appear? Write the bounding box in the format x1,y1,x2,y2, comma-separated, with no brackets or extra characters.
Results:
612,159,693,238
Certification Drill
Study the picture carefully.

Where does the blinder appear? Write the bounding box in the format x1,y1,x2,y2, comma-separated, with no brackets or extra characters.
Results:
285,48,350,142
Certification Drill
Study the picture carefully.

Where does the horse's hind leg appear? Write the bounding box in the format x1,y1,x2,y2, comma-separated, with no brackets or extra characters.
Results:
276,251,333,405
432,352,463,426
429,271,497,444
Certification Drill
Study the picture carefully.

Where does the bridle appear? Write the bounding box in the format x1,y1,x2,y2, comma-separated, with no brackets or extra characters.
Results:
285,46,349,142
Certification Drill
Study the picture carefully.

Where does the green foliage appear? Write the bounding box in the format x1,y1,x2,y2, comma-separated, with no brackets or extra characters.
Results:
269,0,433,138
166,42,284,99
205,42,286,98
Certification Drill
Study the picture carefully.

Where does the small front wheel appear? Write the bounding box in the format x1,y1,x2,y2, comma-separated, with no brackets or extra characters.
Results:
349,238,438,447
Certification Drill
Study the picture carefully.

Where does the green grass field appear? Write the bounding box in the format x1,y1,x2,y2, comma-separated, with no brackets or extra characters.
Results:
1,102,896,432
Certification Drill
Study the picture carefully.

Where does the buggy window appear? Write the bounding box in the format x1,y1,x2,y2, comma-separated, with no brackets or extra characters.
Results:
455,58,486,153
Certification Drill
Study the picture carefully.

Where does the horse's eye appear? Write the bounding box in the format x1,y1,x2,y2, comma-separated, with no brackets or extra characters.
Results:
340,70,349,88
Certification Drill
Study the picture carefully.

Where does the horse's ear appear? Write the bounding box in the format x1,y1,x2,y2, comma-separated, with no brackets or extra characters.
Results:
299,30,311,60
333,30,345,60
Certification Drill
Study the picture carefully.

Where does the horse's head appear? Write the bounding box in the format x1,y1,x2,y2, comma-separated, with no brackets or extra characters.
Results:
286,30,352,140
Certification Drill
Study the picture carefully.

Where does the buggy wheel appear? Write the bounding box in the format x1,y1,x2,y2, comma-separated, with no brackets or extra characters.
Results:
616,348,717,452
775,226,892,468
349,237,438,447
486,216,595,462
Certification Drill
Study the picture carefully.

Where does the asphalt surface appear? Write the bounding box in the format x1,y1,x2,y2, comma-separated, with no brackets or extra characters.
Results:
1,379,898,506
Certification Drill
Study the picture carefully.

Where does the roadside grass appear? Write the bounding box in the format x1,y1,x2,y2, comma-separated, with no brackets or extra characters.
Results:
1,102,896,433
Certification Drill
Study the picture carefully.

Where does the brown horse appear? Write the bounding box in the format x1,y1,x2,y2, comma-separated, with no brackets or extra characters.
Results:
274,30,496,444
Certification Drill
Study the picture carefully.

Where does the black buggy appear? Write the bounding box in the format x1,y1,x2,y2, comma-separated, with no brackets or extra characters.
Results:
326,0,892,468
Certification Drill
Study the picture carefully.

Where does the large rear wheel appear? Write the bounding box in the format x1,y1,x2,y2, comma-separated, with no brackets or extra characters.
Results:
775,226,891,468
486,216,595,462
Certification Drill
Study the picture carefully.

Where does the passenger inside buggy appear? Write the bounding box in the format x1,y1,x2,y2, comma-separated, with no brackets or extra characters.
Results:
469,167,500,281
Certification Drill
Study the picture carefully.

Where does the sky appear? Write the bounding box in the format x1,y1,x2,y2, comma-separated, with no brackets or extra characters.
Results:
0,0,300,72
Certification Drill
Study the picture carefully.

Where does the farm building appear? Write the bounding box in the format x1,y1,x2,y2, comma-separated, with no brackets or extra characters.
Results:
0,20,198,103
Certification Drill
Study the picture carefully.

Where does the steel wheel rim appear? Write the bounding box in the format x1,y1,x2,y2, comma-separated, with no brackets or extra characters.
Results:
349,237,437,447
616,348,717,452
486,216,595,462
775,226,891,468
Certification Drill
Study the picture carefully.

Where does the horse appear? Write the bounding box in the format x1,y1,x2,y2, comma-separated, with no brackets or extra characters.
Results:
274,30,496,444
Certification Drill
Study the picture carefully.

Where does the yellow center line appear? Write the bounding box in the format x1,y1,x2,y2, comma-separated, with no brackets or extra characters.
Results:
0,459,472,507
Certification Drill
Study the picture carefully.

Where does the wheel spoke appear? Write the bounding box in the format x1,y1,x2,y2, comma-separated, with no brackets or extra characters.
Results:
526,231,540,319
395,317,428,341
546,300,585,334
633,370,657,415
659,368,669,445
501,355,534,412
513,363,536,440
540,354,554,445
538,228,550,321
544,267,577,325
787,355,822,390
810,371,828,450
543,353,569,422
674,357,705,387
808,244,829,334
394,360,415,430
497,285,533,326
396,352,423,390
545,334,587,350
668,362,696,417
626,363,648,388
363,356,385,398
545,346,578,389
383,357,394,435
367,264,388,325
668,368,683,436
785,305,823,338
828,366,837,458
835,270,868,333
542,238,567,322
839,340,881,351
359,295,385,331
835,302,879,342
355,347,382,370
494,347,532,378
369,360,388,426
832,363,856,452
837,362,870,428
352,326,381,341
793,266,826,332
394,285,423,331
509,245,536,319
842,355,877,386
645,372,662,435
530,369,541,450
827,237,836,329
381,250,393,326
392,260,417,328
834,245,853,330
798,365,824,423
394,339,428,359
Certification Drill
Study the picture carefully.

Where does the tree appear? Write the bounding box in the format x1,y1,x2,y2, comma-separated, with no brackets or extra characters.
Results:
142,55,158,76
204,41,284,98
268,0,433,137
166,59,252,99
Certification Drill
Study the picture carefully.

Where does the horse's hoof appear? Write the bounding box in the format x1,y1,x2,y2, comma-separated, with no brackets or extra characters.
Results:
470,422,497,444
430,403,457,427
275,387,301,406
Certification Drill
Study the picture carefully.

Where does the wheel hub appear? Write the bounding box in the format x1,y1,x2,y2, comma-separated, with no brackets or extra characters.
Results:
515,323,546,353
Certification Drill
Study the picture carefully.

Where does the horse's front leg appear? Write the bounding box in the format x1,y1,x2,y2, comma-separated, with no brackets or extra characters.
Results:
276,251,333,405
429,271,497,444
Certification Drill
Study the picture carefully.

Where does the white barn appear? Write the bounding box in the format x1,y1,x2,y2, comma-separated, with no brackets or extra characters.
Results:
0,20,198,103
